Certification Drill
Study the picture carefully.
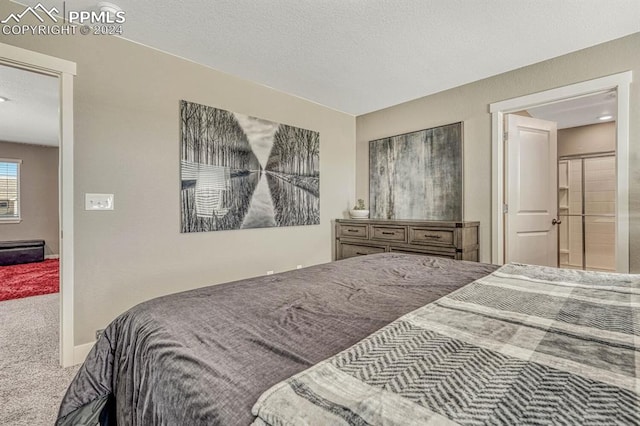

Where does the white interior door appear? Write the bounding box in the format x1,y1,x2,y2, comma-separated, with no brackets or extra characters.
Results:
505,114,558,266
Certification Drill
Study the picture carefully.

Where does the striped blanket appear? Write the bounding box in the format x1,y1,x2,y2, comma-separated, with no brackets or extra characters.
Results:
252,263,640,425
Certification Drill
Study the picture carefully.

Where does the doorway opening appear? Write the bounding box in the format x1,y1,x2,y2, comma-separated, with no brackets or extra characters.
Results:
0,43,76,366
0,64,60,301
490,71,631,273
517,91,618,271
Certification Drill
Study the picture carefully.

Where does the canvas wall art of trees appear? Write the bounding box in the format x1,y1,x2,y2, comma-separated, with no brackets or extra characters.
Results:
180,101,320,232
369,122,463,221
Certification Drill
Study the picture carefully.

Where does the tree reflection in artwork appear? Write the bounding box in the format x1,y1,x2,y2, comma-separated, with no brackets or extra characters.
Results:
180,100,320,232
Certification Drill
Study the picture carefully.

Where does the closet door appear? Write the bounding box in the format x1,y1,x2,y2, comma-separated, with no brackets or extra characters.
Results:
583,156,616,271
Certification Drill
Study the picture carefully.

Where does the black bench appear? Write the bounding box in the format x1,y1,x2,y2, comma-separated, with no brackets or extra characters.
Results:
0,240,45,266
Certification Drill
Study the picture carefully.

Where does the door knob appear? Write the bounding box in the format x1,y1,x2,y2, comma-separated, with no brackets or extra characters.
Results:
552,218,562,225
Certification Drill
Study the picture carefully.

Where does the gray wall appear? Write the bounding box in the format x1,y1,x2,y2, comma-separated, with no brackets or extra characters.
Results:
0,2,356,345
0,141,59,255
357,32,639,270
558,122,616,157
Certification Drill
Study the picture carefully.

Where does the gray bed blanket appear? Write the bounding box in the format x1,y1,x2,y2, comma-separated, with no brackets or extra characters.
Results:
252,263,640,425
56,253,497,425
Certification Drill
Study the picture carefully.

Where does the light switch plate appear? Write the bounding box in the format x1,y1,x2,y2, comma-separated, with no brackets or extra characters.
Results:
85,193,114,210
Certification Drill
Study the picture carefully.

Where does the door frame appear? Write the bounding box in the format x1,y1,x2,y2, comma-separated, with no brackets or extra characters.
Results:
489,71,632,273
0,43,77,367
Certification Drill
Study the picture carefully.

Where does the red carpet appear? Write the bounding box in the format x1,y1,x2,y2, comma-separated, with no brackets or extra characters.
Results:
0,259,59,302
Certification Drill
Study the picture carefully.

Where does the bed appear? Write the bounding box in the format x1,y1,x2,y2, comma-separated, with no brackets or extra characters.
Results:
56,253,640,425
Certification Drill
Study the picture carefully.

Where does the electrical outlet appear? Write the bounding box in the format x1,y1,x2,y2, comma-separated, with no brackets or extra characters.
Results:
266,270,274,275
95,329,105,340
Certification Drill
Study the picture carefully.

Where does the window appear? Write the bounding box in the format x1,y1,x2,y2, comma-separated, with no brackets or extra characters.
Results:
0,159,21,222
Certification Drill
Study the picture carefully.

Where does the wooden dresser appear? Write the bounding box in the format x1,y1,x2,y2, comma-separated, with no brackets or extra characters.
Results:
335,219,479,261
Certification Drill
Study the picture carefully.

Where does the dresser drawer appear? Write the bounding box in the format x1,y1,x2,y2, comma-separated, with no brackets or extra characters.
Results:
338,224,368,239
340,243,385,259
390,247,456,259
371,226,406,242
409,227,455,247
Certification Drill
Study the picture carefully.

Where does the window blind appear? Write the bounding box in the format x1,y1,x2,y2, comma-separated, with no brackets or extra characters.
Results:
0,160,19,219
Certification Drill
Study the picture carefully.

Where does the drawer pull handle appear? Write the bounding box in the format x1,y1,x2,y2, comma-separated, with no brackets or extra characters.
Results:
424,234,442,239
381,232,395,235
347,229,359,233
356,252,367,255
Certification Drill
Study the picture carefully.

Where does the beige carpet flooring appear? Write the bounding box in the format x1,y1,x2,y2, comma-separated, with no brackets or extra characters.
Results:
0,293,80,425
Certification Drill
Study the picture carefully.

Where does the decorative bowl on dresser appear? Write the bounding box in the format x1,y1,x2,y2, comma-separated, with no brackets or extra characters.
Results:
335,219,479,261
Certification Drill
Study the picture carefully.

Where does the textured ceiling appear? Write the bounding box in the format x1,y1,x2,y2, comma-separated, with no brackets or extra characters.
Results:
14,1,640,115
0,64,59,146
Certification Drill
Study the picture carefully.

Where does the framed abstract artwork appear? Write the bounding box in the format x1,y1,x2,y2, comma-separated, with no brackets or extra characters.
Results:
180,100,319,232
369,122,463,221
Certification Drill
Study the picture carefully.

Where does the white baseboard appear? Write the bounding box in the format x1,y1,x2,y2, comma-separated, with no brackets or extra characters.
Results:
45,254,60,259
72,341,95,365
